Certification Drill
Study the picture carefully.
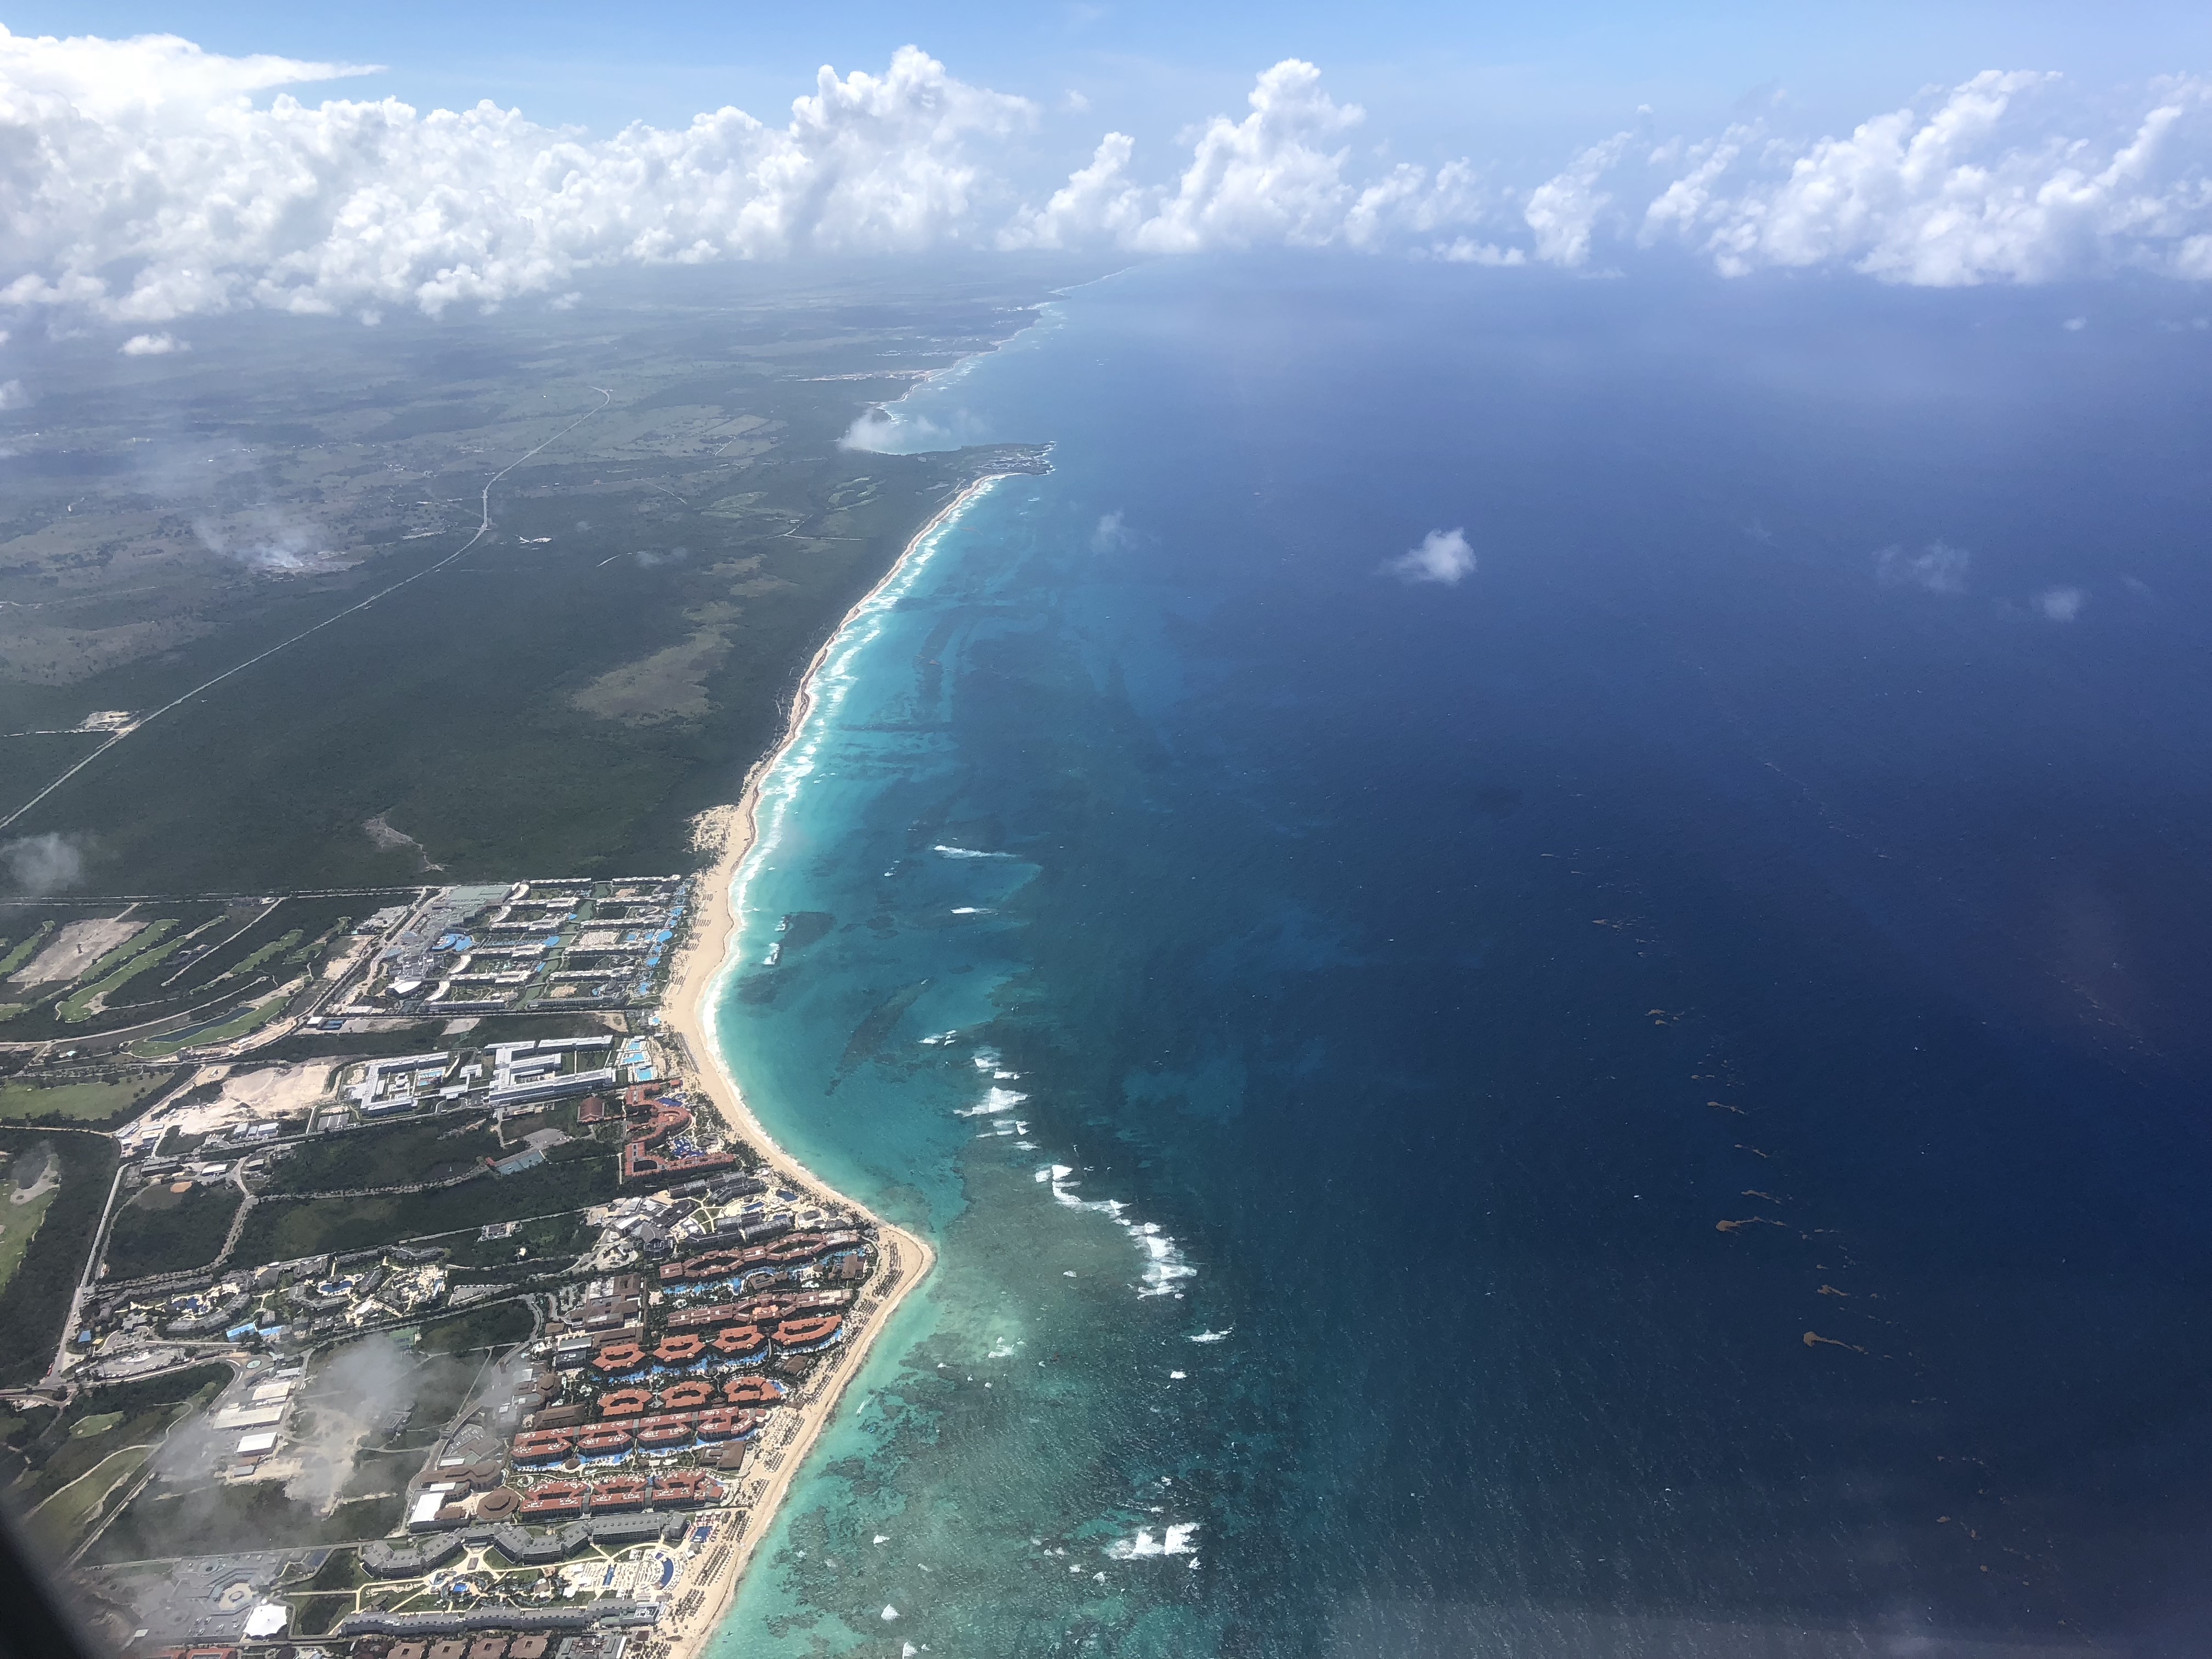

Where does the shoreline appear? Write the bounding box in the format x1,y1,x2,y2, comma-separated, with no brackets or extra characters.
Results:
653,473,1009,1659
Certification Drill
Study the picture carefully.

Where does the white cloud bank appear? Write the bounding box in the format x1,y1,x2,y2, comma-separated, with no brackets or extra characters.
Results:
1618,71,2212,284
2,27,2209,330
1,30,1036,323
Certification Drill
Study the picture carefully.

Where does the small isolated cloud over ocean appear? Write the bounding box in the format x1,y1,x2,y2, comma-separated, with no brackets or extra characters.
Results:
1385,528,1476,585
1875,539,1971,594
119,331,185,355
2036,585,2087,622
1091,510,1131,552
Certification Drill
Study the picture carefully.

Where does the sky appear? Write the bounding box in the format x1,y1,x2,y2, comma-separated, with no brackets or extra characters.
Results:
7,0,2207,153
0,1,2209,338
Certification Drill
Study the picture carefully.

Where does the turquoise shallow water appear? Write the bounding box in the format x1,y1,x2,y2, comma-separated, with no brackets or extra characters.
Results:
703,465,1231,1655
706,264,2212,1657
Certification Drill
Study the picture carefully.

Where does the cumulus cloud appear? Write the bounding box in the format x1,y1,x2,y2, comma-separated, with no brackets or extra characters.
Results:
0,378,26,409
1109,64,1507,256
1,30,1036,323
119,330,185,354
1,831,89,893
2,30,2209,323
2036,584,2086,621
1134,60,1368,252
1434,237,1525,266
1618,71,2212,284
1875,539,1971,594
999,132,1149,250
1090,510,1131,551
1527,133,1634,267
283,1336,419,1514
1385,527,1476,585
838,404,975,453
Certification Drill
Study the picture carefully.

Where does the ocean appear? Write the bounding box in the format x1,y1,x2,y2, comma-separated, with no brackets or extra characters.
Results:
706,261,2212,1658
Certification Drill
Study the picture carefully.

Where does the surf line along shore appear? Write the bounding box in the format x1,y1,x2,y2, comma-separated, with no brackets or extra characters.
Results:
654,471,1013,1659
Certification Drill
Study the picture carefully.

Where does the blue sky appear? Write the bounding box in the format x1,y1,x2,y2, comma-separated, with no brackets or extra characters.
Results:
9,0,2208,160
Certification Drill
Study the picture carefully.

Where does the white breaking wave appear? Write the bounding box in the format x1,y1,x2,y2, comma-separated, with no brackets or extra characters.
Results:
956,1086,1027,1119
1034,1164,1199,1297
1108,1522,1200,1560
934,844,1017,859
1187,1327,1233,1344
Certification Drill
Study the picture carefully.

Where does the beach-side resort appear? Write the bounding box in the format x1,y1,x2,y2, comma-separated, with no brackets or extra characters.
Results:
0,876,921,1659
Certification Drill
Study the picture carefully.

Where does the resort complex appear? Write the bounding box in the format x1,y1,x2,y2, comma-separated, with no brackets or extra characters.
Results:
0,877,911,1658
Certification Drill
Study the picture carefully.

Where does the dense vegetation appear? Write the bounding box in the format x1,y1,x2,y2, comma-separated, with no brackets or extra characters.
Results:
0,275,1063,894
101,1180,243,1280
438,1207,596,1269
417,1297,535,1356
231,1150,617,1266
0,1127,118,1386
259,1113,504,1194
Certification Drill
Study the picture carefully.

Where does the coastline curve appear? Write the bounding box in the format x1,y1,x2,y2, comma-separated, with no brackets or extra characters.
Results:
656,473,1012,1659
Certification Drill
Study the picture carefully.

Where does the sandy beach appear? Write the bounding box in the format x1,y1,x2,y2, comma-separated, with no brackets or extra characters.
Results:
651,475,1008,1659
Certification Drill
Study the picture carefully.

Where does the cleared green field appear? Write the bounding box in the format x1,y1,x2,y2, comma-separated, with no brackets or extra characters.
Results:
58,934,187,1023
128,983,301,1057
212,929,303,985
20,1442,156,1558
0,1072,180,1127
76,920,179,984
9,1365,230,1559
0,1129,121,1389
0,923,55,977
0,1172,59,1299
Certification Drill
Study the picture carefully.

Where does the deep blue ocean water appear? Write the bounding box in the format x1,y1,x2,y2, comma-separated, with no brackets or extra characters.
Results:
707,262,2212,1658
